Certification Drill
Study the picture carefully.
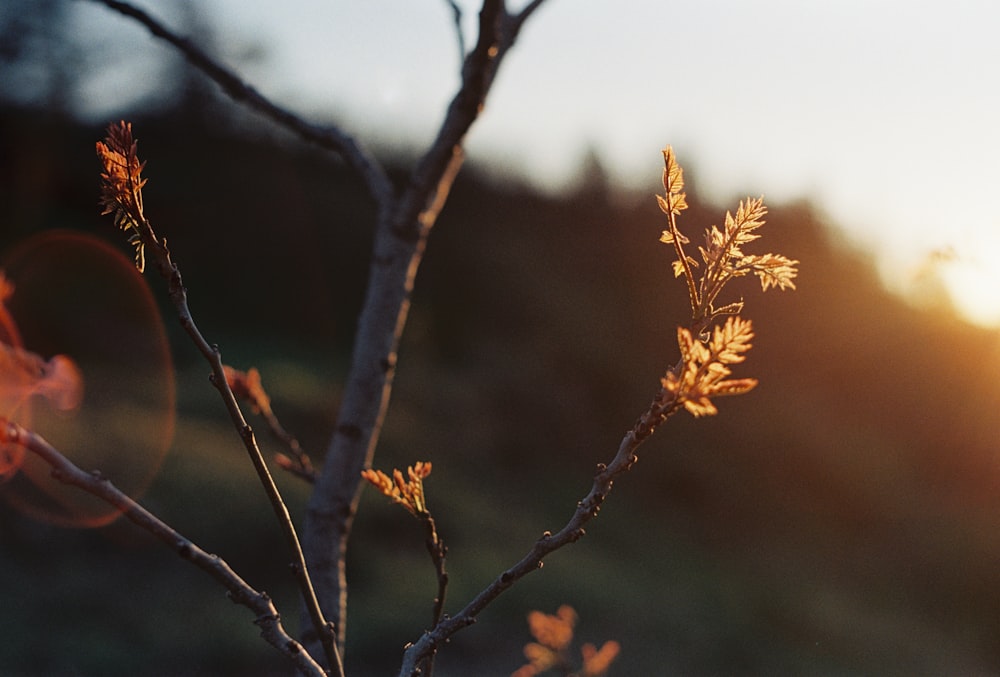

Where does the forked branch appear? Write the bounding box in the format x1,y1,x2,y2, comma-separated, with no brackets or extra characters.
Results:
397,400,672,675
0,419,327,677
225,365,317,483
302,0,551,658
398,147,797,674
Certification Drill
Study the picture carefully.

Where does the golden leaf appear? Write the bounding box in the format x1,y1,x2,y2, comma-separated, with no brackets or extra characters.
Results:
361,461,432,516
660,146,687,215
661,317,758,418
96,121,152,272
580,640,621,677
744,252,800,291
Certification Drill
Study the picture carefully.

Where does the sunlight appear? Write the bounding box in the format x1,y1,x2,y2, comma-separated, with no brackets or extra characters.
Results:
940,256,1000,329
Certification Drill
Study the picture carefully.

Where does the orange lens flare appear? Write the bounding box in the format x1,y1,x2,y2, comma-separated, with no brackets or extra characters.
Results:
0,278,28,480
0,231,175,528
0,342,84,478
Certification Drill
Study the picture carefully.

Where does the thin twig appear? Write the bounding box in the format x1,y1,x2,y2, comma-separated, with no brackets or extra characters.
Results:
147,236,343,677
443,0,466,65
507,0,545,44
97,122,343,677
359,462,447,675
417,510,449,677
423,513,449,629
226,366,317,483
86,0,393,208
397,392,681,676
0,419,327,677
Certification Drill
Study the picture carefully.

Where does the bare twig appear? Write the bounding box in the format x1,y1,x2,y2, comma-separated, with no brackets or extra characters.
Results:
423,512,449,630
362,462,449,676
146,207,343,677
0,419,327,677
97,123,343,677
508,0,549,35
85,0,393,208
419,511,449,677
397,392,680,676
225,365,317,484
443,0,467,65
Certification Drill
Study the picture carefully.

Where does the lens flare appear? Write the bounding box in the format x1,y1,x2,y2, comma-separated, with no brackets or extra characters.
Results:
0,231,175,528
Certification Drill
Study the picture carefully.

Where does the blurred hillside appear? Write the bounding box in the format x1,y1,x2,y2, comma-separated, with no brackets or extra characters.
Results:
2,101,1000,677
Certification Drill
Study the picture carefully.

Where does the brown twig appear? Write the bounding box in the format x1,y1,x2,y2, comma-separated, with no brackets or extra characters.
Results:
144,202,343,677
418,511,449,677
423,512,449,629
225,366,317,484
0,419,327,677
362,462,449,675
97,123,342,677
397,392,680,676
442,0,467,65
358,462,448,627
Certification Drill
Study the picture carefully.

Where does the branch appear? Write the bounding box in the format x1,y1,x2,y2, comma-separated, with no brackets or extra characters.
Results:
147,223,343,677
397,393,678,676
225,365,317,484
300,0,526,657
443,0,466,65
85,0,393,207
362,462,449,676
422,512,449,630
0,419,327,677
97,123,343,676
507,0,549,38
92,0,554,667
418,511,449,677
398,143,793,673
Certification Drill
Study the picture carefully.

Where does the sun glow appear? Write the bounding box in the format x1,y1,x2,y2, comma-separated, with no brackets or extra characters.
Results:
940,256,1000,329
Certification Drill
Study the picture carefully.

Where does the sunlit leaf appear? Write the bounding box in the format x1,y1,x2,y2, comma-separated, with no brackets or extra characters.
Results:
661,317,758,418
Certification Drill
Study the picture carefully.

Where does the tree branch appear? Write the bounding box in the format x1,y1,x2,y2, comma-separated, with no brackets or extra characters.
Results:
442,0,467,66
225,365,317,483
509,0,549,34
300,0,522,659
397,392,680,676
91,0,554,669
97,121,343,675
0,419,327,677
85,0,393,207
146,231,344,677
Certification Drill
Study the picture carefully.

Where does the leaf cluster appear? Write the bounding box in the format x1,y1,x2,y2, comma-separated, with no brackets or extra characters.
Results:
662,316,758,417
361,462,433,517
511,605,620,677
652,146,798,420
96,121,151,272
658,146,798,327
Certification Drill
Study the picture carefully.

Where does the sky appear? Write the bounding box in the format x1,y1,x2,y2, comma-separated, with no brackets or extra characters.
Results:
63,0,1000,327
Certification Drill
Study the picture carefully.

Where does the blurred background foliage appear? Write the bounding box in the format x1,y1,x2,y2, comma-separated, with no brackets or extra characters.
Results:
3,3,1000,676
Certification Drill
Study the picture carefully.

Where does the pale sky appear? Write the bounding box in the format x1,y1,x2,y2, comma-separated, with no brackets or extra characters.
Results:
65,0,1000,327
